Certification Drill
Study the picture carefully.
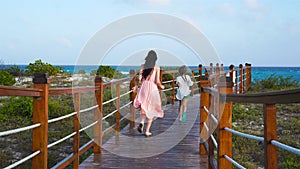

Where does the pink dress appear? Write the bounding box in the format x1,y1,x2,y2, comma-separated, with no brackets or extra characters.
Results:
134,67,164,119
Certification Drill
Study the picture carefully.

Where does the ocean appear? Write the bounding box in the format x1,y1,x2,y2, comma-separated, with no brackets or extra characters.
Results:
3,65,300,82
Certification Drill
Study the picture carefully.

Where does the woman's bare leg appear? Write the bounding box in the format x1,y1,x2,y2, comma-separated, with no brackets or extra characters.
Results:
145,118,153,136
179,100,183,121
183,98,188,113
140,113,146,124
138,113,146,133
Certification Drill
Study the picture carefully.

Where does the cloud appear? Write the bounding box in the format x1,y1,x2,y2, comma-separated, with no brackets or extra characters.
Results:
221,2,235,16
144,0,171,6
243,0,268,21
288,24,300,36
7,42,16,49
245,0,261,9
60,37,73,48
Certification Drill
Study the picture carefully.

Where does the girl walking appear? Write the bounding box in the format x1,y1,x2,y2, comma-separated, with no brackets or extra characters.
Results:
176,65,194,122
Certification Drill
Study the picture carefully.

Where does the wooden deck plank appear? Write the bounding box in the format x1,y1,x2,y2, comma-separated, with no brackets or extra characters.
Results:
80,95,208,169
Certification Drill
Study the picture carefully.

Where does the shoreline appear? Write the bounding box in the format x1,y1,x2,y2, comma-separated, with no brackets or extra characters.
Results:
3,64,300,82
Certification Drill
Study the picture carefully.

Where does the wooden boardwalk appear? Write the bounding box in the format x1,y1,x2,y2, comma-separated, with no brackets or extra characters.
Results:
80,95,208,169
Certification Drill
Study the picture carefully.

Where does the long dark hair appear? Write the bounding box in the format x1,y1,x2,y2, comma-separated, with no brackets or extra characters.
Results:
142,50,157,79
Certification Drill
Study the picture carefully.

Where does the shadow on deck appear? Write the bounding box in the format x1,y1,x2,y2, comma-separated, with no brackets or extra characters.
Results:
80,95,208,169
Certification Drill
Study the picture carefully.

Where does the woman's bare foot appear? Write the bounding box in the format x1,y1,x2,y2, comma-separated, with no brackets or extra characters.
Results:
145,132,152,137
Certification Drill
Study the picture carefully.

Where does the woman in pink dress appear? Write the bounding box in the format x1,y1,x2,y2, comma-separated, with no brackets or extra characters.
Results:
133,50,164,137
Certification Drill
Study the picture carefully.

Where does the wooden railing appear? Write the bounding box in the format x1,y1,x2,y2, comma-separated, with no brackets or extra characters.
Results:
0,67,186,169
199,68,300,169
0,72,137,169
0,63,252,169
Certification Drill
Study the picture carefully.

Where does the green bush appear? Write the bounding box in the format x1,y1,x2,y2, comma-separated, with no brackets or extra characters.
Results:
251,74,299,92
77,69,86,74
97,65,124,79
6,64,23,77
25,59,63,76
0,70,16,86
0,97,33,118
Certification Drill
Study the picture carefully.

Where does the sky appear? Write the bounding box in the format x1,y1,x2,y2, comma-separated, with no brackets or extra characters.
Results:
0,0,300,67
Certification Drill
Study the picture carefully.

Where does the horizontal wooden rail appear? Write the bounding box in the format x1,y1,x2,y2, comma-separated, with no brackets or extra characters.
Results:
0,86,42,97
49,86,96,95
225,88,300,104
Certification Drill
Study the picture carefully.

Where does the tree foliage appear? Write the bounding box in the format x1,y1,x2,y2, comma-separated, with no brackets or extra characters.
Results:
251,73,299,92
25,59,63,76
0,97,33,117
77,69,86,74
96,65,124,78
6,65,23,77
0,70,16,86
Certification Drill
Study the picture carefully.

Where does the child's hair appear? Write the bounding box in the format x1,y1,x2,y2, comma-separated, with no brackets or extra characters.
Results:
178,65,187,76
178,65,187,81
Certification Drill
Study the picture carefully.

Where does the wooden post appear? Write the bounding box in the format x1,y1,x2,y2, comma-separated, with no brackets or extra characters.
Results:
218,76,233,169
210,63,213,75
239,64,243,94
116,83,121,135
199,64,203,79
213,64,217,74
191,71,195,96
200,78,210,155
264,104,278,169
216,63,220,85
198,64,203,94
129,70,136,128
245,63,252,91
208,90,215,169
208,122,214,169
160,68,163,83
32,73,49,169
229,65,235,94
94,76,103,153
229,70,233,84
171,73,175,104
249,64,252,85
210,63,214,86
73,93,80,169
159,68,163,99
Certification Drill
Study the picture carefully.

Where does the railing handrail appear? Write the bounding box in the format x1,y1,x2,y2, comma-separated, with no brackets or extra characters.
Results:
200,63,300,169
224,127,264,142
0,66,202,168
2,63,276,169
0,85,42,97
0,72,136,169
225,88,300,104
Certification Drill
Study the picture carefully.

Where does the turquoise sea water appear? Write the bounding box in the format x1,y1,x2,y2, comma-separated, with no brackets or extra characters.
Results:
4,65,300,82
